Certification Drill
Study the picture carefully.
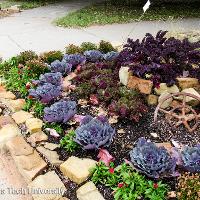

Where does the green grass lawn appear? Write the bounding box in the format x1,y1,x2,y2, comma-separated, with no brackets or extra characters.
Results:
55,1,200,28
0,0,63,9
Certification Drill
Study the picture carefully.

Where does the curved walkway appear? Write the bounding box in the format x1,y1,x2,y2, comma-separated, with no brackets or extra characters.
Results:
0,0,199,59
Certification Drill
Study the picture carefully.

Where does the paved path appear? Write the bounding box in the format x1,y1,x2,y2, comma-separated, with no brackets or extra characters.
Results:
0,0,199,59
0,149,32,200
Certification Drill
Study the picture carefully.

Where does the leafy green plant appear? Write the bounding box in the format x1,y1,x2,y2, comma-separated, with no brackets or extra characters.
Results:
43,122,63,134
80,42,97,52
65,44,81,54
145,181,169,200
32,101,45,118
40,51,63,64
178,172,200,200
60,130,79,152
99,40,116,53
16,50,38,65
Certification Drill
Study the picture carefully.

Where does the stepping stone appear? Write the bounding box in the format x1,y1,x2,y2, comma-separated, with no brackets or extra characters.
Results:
27,131,48,147
0,91,16,99
77,182,105,200
60,156,97,184
25,118,43,134
0,115,16,128
0,124,21,148
44,142,60,151
0,98,25,112
6,136,47,183
12,110,33,124
28,171,66,200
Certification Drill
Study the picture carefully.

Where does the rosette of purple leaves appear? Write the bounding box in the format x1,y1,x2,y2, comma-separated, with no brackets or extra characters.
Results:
129,138,177,178
103,51,119,61
62,54,86,67
49,60,72,75
117,30,200,86
74,115,115,150
38,72,62,86
181,144,200,173
28,83,61,104
43,100,77,123
84,50,104,62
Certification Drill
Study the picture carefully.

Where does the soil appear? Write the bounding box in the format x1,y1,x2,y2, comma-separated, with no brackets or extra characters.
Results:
48,93,200,200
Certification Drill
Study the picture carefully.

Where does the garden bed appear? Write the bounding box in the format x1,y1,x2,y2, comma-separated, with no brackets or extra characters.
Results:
0,31,199,200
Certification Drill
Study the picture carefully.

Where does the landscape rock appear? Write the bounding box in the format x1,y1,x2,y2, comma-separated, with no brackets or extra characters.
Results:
119,67,130,86
27,131,48,147
182,88,200,105
0,85,6,92
0,115,16,128
37,146,63,166
154,83,179,95
177,77,199,89
0,98,25,112
7,5,21,12
158,92,173,109
26,118,43,134
156,142,172,153
0,91,16,99
147,94,158,105
0,124,21,148
77,181,105,200
6,136,47,183
60,156,97,184
44,142,60,151
128,76,153,94
28,171,66,200
12,110,33,124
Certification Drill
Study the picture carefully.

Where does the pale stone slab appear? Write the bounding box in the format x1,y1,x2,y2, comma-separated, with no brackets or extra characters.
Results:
27,131,48,147
37,146,63,166
177,77,199,89
26,118,43,134
0,124,21,148
60,156,97,184
0,91,16,99
77,182,105,200
28,171,66,200
12,110,33,124
0,98,26,112
158,92,173,109
182,88,200,105
147,94,158,105
119,67,130,86
0,115,16,128
154,83,179,95
44,142,60,150
6,136,47,183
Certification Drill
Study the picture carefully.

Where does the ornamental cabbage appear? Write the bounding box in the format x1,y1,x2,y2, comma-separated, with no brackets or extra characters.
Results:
49,60,72,75
103,51,119,61
28,83,61,104
84,50,103,62
74,115,115,150
38,72,62,86
62,54,86,67
181,144,200,173
129,138,177,178
43,100,77,123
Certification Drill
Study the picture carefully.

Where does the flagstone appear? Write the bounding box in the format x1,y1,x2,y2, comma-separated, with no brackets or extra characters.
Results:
25,118,43,134
12,110,33,124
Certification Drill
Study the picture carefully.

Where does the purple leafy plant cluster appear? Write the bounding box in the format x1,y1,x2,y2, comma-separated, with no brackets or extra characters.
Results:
117,30,200,86
37,72,63,86
62,54,86,67
49,60,72,75
74,115,115,150
44,100,77,123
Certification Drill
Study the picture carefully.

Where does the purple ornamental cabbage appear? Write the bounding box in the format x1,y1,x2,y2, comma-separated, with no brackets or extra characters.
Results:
28,83,61,104
129,138,177,178
38,72,62,86
103,51,119,61
181,144,200,173
74,115,115,150
62,54,86,67
43,100,77,123
49,60,72,75
84,50,104,62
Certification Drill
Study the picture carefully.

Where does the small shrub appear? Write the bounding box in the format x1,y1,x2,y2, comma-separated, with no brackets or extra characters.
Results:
65,44,81,54
99,40,116,53
60,130,79,152
25,59,49,77
74,115,115,150
16,50,38,65
40,51,63,64
178,172,200,200
80,42,97,52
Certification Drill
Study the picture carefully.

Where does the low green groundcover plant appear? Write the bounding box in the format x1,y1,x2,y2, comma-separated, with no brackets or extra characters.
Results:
91,162,169,200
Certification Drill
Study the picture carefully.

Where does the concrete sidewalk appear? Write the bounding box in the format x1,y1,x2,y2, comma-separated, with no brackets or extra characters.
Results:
0,0,199,59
